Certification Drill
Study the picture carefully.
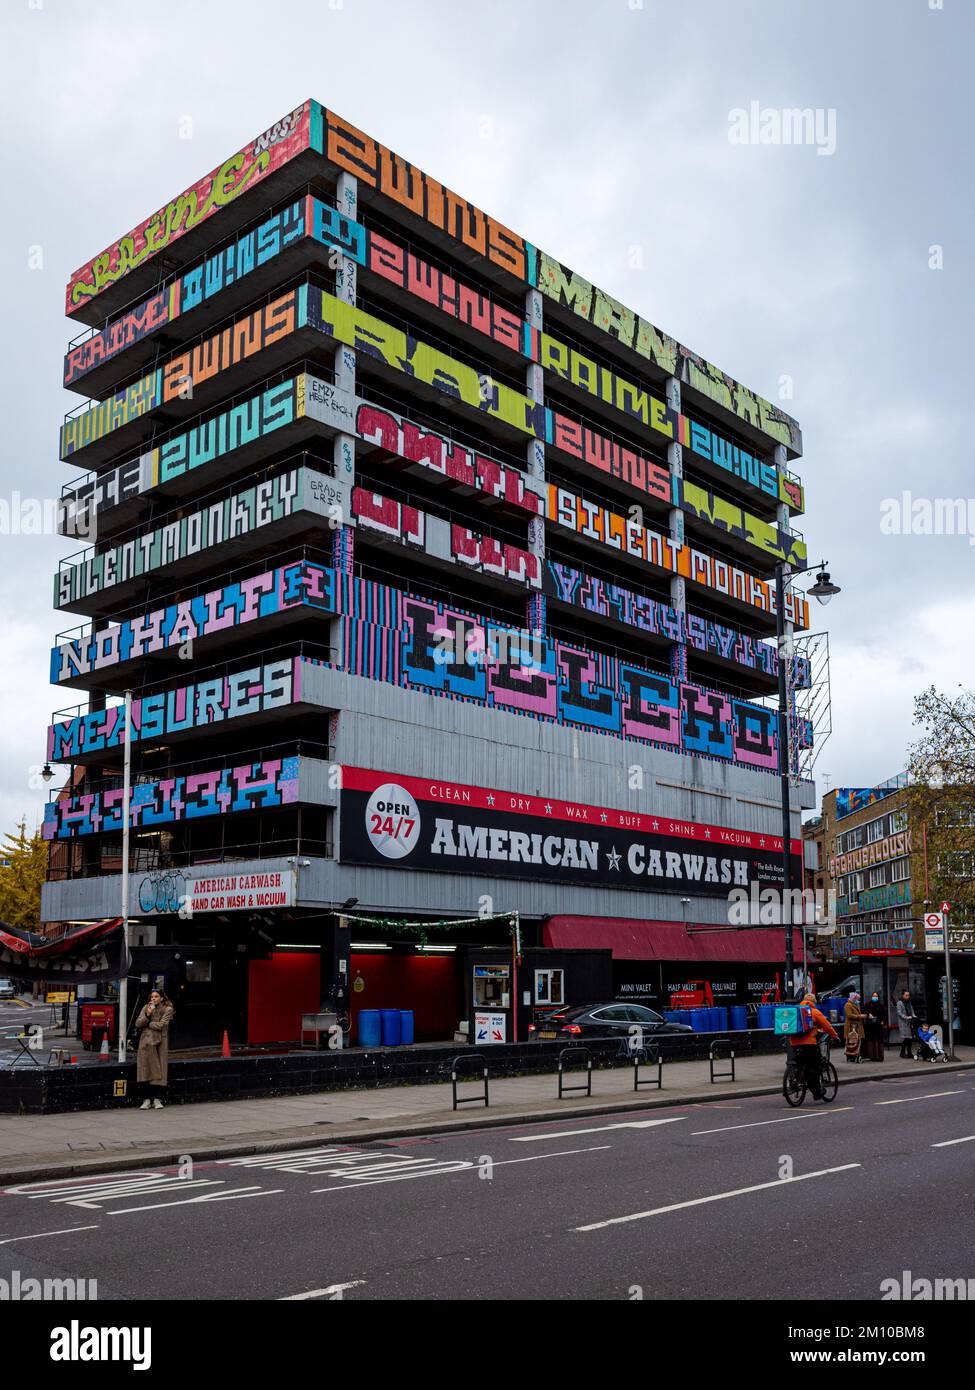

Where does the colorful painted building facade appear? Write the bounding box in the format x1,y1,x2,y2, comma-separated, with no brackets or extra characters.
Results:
43,101,815,1043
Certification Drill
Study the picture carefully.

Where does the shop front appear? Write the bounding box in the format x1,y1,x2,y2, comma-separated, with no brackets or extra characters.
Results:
543,916,789,1011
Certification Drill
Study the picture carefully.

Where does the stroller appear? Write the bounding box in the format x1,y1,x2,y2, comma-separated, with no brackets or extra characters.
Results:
916,1024,948,1063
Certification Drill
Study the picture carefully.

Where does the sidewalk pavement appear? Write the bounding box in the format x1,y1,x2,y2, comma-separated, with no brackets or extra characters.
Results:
2,1045,973,1183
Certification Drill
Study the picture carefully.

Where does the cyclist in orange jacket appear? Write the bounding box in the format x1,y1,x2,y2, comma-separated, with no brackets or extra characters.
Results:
788,994,840,1100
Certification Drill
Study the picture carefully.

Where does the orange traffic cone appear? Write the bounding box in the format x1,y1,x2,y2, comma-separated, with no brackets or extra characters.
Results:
221,1030,231,1058
99,1036,109,1061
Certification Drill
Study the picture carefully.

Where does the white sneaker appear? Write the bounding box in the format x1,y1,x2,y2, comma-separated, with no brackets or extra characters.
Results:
152,1098,164,1109
139,1100,152,1109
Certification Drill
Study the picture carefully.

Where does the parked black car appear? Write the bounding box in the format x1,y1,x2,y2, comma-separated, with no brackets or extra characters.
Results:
530,1002,694,1043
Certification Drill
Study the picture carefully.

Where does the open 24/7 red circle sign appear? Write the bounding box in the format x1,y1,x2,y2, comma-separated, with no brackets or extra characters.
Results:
924,912,944,932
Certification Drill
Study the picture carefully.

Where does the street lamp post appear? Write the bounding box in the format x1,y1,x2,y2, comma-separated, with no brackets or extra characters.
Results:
117,690,133,1063
776,563,840,1001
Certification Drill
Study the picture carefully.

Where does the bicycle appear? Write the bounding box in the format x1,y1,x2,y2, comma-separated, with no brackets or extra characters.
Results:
783,1034,839,1107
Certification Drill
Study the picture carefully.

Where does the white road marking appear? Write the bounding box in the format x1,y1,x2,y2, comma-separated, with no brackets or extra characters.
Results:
932,1134,975,1148
574,1164,862,1231
490,1146,612,1167
4,1170,166,1196
107,1185,283,1215
61,1180,222,1208
280,1281,366,1300
691,1107,854,1135
510,1118,685,1142
875,1091,962,1106
0,1225,98,1246
310,1145,611,1194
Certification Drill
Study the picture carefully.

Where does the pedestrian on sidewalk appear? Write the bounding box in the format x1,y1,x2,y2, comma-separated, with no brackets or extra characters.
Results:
863,991,885,1062
136,990,174,1108
896,990,918,1060
844,992,866,1064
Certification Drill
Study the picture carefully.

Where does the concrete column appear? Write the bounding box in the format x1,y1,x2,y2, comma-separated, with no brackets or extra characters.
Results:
333,172,357,491
525,287,546,635
666,377,687,682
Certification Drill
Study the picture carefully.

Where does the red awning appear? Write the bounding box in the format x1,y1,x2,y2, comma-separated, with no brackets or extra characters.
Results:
543,916,787,963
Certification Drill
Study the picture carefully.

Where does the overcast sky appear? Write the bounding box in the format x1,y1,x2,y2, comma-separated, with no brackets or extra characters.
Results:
0,0,970,835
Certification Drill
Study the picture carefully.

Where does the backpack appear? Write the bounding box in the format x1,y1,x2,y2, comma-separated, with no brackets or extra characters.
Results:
774,1004,813,1036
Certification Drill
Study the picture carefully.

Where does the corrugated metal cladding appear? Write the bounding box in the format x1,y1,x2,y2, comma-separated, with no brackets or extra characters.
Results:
302,665,815,831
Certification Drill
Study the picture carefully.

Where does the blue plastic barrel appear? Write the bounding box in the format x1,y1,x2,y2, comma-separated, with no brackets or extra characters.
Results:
381,1008,401,1046
713,1006,729,1032
358,1009,381,1047
399,1010,414,1045
731,1005,748,1032
690,1008,708,1032
757,1003,775,1030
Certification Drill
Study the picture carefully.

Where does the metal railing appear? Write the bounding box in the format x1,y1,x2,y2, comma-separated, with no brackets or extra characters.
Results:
58,448,338,578
60,355,337,515
450,1055,490,1110
49,639,336,727
46,737,332,804
61,269,337,428
65,184,339,351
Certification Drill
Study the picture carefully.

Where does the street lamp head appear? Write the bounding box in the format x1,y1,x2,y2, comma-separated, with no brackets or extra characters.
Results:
809,569,841,606
40,763,54,784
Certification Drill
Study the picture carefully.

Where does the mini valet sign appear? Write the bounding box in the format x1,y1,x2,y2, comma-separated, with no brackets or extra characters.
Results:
341,767,801,895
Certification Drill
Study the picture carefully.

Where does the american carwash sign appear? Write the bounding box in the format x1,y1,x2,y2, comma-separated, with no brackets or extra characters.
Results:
338,767,801,896
135,868,295,915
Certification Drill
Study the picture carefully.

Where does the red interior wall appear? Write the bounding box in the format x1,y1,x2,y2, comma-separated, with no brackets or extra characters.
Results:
350,953,458,1041
248,952,319,1044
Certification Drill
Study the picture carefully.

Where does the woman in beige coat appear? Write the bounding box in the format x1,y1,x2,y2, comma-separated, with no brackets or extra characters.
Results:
844,992,866,1064
136,990,174,1108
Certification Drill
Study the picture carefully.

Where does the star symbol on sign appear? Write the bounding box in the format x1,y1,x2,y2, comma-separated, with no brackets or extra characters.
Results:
759,838,766,848
486,794,495,806
704,828,711,839
600,812,608,823
652,819,659,830
607,848,621,870
544,803,553,814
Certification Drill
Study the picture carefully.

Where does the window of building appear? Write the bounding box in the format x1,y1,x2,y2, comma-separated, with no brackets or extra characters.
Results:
935,805,975,829
890,857,910,883
535,969,564,1006
939,852,974,878
854,872,865,892
866,818,885,844
868,866,886,888
890,809,908,833
848,827,863,849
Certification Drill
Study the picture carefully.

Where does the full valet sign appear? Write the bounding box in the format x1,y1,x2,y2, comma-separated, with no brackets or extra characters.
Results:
339,767,801,896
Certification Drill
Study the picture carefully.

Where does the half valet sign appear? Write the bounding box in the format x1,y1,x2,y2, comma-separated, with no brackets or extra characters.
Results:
339,767,801,896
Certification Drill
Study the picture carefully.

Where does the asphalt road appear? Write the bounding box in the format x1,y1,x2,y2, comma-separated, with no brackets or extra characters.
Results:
0,1000,93,1072
1,1066,973,1301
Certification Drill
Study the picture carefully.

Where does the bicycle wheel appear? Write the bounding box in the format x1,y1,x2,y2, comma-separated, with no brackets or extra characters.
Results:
783,1065,807,1107
820,1062,839,1103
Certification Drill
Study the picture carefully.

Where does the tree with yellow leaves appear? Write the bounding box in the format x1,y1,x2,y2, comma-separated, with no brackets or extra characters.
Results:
0,820,48,930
